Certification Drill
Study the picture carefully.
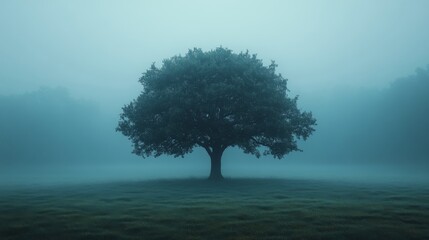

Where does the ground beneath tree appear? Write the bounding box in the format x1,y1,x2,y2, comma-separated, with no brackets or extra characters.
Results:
0,178,428,240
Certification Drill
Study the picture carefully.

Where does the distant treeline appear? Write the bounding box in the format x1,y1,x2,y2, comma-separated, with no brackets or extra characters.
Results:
0,87,129,167
374,66,429,162
305,66,429,165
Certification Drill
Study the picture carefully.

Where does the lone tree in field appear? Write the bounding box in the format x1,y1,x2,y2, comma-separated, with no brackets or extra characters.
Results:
117,47,316,180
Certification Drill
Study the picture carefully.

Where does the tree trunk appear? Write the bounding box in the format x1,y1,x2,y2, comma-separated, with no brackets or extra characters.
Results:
208,147,224,180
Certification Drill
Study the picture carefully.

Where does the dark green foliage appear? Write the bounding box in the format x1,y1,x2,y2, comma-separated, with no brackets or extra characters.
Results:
117,48,316,173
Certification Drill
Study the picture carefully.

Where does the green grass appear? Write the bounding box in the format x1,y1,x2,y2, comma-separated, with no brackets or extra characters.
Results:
0,178,428,240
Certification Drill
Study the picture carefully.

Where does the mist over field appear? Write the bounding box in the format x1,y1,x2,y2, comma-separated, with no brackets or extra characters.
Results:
1,71,428,185
1,0,428,186
0,1,428,239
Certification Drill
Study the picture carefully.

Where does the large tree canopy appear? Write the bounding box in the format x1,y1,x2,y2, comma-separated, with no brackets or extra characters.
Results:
117,47,316,179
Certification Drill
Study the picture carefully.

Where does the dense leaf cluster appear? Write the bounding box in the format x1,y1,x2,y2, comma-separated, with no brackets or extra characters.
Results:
117,47,316,158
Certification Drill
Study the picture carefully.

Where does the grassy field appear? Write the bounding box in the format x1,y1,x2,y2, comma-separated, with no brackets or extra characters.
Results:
0,178,428,240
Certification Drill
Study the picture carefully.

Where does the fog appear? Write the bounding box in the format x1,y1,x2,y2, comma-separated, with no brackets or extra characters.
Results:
1,0,429,186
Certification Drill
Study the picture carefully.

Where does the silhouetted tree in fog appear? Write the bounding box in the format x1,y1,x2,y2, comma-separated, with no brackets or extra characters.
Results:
117,47,316,180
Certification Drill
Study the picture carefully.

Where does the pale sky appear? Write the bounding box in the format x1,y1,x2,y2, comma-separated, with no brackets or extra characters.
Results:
1,0,428,111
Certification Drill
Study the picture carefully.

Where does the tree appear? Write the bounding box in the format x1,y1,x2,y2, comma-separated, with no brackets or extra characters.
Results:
117,47,316,180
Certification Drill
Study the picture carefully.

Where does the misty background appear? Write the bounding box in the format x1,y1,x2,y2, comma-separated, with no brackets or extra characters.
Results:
1,0,428,185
